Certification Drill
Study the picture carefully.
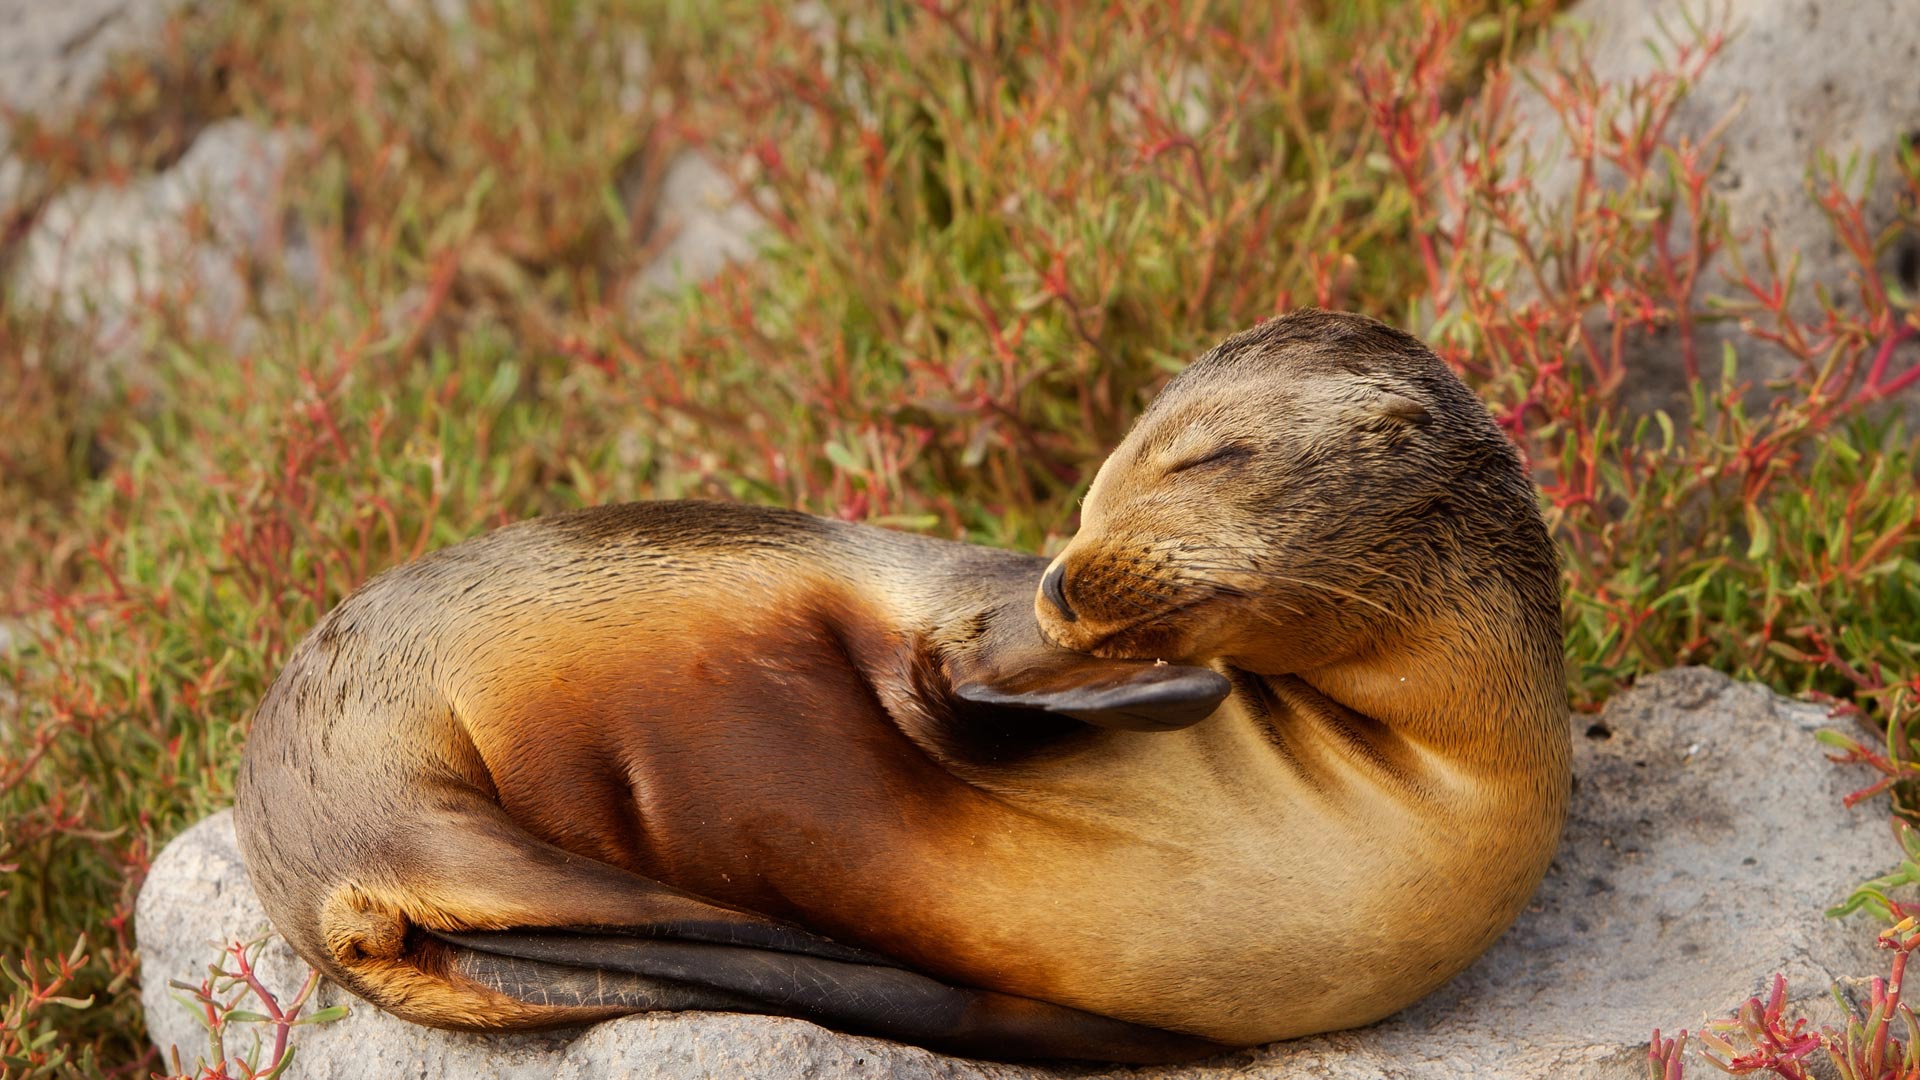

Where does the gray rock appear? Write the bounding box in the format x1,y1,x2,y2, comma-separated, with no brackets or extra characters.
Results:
0,0,199,218
138,669,1899,1078
0,0,191,118
1,0,743,327
10,119,305,364
635,150,764,296
1513,0,1920,414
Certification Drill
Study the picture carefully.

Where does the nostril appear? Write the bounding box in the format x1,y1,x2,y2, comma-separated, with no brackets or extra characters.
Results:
1040,561,1077,622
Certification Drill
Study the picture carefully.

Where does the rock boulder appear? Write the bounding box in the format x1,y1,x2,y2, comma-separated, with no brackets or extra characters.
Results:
0,0,199,218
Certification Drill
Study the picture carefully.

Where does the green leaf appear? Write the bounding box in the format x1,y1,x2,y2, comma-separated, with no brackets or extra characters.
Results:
871,514,940,530
1744,503,1772,560
1827,887,1891,920
1654,410,1675,452
823,441,862,474
297,1004,351,1025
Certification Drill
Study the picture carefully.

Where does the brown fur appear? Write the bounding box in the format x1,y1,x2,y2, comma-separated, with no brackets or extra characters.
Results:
234,309,1568,1058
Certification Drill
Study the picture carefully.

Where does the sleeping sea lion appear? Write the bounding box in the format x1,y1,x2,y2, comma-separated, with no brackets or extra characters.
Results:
233,308,1569,1063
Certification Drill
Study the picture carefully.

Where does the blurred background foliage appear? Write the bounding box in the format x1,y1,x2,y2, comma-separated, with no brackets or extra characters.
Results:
0,0,1915,1072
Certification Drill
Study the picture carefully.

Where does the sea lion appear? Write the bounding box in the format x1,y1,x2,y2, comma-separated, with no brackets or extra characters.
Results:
233,309,1569,1063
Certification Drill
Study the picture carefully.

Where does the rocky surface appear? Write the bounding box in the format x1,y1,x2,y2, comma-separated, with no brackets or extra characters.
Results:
1516,0,1920,413
2,1,755,369
12,119,303,356
10,120,757,362
635,151,764,295
0,0,198,217
0,0,305,365
139,668,1898,1079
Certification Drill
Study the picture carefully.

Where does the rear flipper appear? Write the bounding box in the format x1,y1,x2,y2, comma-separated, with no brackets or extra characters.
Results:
295,805,1224,1064
431,927,1227,1063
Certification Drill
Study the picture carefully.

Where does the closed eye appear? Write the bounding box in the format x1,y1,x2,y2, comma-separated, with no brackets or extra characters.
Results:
1167,444,1255,474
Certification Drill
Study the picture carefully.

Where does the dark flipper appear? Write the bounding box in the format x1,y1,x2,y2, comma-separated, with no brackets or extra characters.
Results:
432,928,1228,1063
953,662,1230,732
319,807,1221,1062
945,603,1230,732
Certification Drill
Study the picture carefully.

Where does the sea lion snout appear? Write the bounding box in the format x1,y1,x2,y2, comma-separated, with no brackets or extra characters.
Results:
1034,538,1216,660
1039,559,1076,622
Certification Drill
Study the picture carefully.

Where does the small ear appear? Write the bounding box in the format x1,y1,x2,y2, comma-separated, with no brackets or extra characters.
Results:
953,661,1230,732
1371,390,1431,426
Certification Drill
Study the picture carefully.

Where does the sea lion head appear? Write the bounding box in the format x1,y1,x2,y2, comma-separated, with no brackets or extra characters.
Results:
1036,309,1555,676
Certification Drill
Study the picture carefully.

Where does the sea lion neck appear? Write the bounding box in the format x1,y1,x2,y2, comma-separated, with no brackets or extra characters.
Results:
1298,609,1569,787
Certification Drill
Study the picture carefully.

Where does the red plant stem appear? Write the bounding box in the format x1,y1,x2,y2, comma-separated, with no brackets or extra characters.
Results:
221,941,321,1072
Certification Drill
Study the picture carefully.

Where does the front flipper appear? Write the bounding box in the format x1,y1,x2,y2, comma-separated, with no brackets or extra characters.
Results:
946,604,1229,732
431,927,1227,1063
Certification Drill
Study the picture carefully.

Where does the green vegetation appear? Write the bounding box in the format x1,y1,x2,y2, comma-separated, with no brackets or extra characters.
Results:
1,0,1915,1074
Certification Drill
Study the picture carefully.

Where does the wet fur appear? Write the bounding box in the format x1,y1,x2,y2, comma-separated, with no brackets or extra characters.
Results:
235,309,1569,1060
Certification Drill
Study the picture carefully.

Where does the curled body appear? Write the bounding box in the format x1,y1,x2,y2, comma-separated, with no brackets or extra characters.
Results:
235,310,1570,1062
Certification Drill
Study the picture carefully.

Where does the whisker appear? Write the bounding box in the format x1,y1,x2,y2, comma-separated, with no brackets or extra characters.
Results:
1072,546,1399,629
1164,557,1411,626
1071,562,1254,620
